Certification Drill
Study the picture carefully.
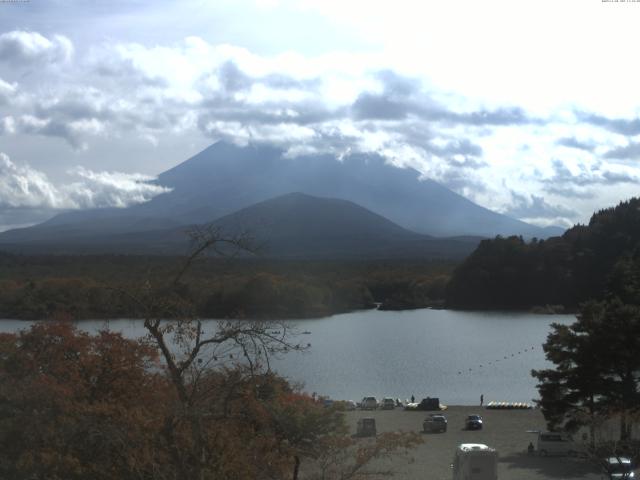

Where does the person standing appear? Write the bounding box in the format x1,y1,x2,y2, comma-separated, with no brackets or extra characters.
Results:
411,394,415,403
480,394,484,406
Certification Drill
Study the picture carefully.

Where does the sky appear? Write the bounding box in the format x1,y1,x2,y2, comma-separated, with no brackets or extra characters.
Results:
0,0,639,231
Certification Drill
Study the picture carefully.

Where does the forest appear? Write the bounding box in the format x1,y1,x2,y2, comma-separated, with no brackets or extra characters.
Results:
446,198,640,310
5,197,640,320
0,253,452,320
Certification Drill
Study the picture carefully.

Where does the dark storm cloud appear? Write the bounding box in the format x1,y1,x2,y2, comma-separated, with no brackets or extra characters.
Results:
556,137,595,152
603,141,640,160
578,112,640,136
504,191,579,219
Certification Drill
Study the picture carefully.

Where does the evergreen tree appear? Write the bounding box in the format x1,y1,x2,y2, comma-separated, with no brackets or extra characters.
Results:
532,257,640,442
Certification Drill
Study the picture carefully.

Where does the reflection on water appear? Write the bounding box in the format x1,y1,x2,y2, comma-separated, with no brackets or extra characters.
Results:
0,309,574,405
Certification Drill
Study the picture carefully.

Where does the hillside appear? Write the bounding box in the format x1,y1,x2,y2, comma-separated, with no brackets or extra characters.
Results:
210,193,481,259
0,193,481,259
446,197,640,310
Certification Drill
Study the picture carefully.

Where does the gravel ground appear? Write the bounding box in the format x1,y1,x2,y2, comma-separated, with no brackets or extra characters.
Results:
342,406,608,480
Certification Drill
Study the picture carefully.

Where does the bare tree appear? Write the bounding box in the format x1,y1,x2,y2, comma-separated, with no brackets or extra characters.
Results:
121,225,306,479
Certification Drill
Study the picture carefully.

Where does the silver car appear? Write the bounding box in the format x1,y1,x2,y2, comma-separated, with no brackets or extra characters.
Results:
360,396,378,410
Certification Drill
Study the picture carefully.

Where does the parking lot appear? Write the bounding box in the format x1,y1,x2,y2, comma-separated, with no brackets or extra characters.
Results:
343,406,608,480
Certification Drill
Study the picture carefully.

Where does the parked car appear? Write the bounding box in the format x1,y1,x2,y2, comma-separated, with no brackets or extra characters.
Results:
416,397,440,411
451,443,498,480
423,414,447,433
465,414,483,430
381,397,396,410
356,417,377,437
360,396,378,410
602,456,635,479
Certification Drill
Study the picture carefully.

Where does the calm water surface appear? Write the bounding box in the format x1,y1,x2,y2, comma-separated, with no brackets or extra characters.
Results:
0,309,573,405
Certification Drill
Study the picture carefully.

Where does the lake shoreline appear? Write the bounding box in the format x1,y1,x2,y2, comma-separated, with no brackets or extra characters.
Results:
0,309,573,405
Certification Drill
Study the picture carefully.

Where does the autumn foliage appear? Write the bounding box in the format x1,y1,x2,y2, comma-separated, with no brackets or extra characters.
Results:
0,322,420,480
0,322,166,479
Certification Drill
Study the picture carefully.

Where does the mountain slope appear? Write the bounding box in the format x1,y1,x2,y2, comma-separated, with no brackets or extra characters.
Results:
0,193,481,259
209,193,480,258
11,141,563,241
153,141,564,237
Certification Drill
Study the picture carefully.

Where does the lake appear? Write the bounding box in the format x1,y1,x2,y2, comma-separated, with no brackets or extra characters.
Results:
0,308,574,405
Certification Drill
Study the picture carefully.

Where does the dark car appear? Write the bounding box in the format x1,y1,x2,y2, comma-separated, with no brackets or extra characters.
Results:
465,414,483,430
423,414,447,433
602,456,635,479
416,397,440,411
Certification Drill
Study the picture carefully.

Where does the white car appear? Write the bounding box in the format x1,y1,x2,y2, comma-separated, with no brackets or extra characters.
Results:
536,432,584,456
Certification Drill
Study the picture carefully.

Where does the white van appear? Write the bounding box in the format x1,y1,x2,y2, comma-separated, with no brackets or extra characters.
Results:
537,432,583,456
452,443,498,480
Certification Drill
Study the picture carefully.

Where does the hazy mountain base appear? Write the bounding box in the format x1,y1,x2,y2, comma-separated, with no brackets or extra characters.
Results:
0,253,453,320
0,141,563,248
0,193,481,260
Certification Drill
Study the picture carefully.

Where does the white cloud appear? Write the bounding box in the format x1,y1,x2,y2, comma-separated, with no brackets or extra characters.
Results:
65,166,171,209
0,23,639,228
0,152,61,208
0,31,73,65
0,153,170,210
0,77,16,105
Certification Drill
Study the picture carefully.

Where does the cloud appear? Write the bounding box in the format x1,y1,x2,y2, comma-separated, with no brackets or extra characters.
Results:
352,92,408,120
0,153,170,210
0,34,530,160
63,167,172,209
502,190,579,220
0,31,73,65
556,136,594,152
603,142,640,160
578,112,640,136
0,152,61,208
542,185,595,200
351,71,532,126
543,159,639,188
0,78,16,105
0,30,636,227
0,116,15,135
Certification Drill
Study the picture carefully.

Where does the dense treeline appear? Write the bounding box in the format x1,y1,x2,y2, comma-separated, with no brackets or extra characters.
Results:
446,198,640,310
0,254,453,320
